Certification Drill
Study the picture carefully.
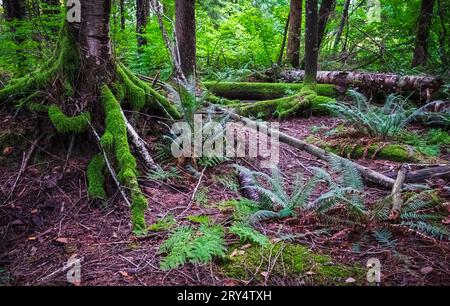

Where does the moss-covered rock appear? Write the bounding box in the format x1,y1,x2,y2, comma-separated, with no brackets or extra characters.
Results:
220,242,365,285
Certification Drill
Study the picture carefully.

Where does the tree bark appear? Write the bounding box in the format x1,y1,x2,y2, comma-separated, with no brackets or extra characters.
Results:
71,0,114,90
318,0,335,48
333,0,350,52
136,0,149,48
304,0,319,85
175,0,196,81
273,69,443,95
411,0,436,67
3,0,26,20
286,0,303,68
120,0,126,30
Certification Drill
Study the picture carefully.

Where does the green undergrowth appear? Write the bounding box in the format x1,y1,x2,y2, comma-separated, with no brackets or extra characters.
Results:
220,242,365,285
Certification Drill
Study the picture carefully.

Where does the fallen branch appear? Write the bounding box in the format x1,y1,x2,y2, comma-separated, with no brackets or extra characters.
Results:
389,164,409,220
386,165,450,183
120,109,161,172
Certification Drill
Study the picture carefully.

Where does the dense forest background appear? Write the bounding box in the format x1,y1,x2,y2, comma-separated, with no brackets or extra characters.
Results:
0,0,449,83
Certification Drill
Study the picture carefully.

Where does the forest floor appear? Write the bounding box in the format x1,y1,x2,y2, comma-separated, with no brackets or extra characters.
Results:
0,110,449,286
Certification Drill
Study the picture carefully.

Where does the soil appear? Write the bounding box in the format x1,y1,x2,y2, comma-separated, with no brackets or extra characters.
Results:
0,111,449,286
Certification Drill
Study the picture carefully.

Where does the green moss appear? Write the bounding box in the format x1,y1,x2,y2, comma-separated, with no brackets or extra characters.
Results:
101,86,148,234
48,104,91,133
221,242,364,285
87,154,107,200
117,64,146,110
308,136,420,162
204,82,337,101
118,63,181,119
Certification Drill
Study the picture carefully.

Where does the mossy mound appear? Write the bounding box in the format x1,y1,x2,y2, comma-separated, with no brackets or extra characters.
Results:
220,242,365,285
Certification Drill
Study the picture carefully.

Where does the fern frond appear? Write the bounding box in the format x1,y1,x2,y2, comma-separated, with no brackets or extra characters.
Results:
229,222,270,246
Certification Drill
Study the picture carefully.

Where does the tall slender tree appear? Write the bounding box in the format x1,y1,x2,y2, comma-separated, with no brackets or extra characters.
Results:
304,0,319,85
136,0,150,48
286,0,303,68
317,0,335,48
120,0,126,30
333,0,350,52
411,0,436,67
175,0,196,82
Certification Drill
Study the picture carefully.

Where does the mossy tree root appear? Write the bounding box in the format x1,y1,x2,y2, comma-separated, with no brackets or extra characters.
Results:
100,86,149,234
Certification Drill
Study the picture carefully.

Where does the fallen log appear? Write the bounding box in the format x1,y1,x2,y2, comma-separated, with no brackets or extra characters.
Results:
386,165,450,183
267,69,443,97
203,82,338,101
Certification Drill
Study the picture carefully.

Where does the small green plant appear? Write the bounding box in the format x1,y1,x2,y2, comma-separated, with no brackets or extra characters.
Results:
373,191,449,241
234,159,365,224
186,214,211,224
326,90,416,141
148,214,176,232
402,128,450,157
195,186,210,206
158,223,226,270
147,167,181,181
229,221,270,246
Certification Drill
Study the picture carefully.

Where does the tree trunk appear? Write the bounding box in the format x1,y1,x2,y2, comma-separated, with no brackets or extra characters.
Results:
274,69,443,96
3,0,26,20
333,0,350,52
71,0,114,90
120,0,126,30
136,0,149,48
318,0,335,48
411,0,436,67
286,0,302,68
175,0,196,81
304,0,319,85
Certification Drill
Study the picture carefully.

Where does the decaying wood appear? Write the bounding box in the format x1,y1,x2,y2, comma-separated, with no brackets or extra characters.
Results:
268,69,443,95
208,103,427,191
120,109,161,172
389,164,409,220
237,170,261,202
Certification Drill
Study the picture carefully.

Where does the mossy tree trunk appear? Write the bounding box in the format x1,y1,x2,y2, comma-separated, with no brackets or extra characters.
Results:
0,0,180,235
411,0,436,68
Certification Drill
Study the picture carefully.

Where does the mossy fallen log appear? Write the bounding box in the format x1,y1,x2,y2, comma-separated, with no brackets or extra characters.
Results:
307,136,420,163
203,82,338,101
